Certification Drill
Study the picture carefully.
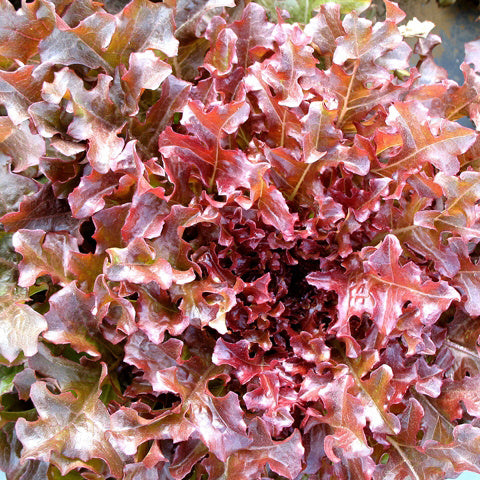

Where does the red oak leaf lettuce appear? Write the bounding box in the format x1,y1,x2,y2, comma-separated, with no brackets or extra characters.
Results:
2,0,480,479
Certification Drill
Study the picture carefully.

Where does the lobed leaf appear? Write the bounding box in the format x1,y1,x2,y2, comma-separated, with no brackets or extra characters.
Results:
16,379,124,478
106,237,174,290
0,297,47,363
3,0,480,478
13,229,77,287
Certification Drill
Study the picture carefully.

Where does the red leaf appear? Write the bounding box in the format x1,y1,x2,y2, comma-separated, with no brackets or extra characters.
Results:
38,12,115,73
108,407,195,457
121,51,172,114
212,338,270,384
245,62,303,148
149,205,200,275
374,101,476,181
308,235,460,335
438,311,480,379
304,3,344,57
2,184,80,234
103,0,178,65
16,380,124,478
92,204,130,253
0,0,54,64
203,18,238,77
127,340,251,461
250,173,298,241
68,250,105,291
229,2,274,70
43,282,101,357
424,423,480,476
223,418,304,479
0,423,49,480
131,75,191,157
305,373,372,461
160,127,256,197
333,12,404,83
261,23,317,107
135,283,188,344
0,117,45,172
182,99,250,149
448,238,480,316
436,375,480,422
68,169,122,219
171,276,238,334
362,235,459,334
43,68,126,174
414,171,480,241
13,229,77,287
372,398,440,480
0,65,45,125
0,155,38,218
106,237,174,290
124,331,184,393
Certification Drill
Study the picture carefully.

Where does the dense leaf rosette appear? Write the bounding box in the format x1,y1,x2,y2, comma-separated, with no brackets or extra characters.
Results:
2,0,480,478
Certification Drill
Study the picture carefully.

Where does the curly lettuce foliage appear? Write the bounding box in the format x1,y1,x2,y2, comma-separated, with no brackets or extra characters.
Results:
2,0,480,478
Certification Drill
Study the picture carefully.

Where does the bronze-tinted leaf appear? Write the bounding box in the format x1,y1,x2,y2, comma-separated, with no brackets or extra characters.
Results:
16,380,124,478
43,68,125,174
106,237,174,289
2,184,80,234
0,155,38,218
38,13,115,73
103,0,178,66
13,229,77,287
0,118,45,172
0,0,54,64
0,66,45,125
42,282,100,357
223,418,304,479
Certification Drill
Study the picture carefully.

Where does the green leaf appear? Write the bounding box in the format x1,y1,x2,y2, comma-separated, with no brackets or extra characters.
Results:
0,364,22,395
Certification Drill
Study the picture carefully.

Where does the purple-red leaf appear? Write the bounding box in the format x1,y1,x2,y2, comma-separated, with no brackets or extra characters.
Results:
308,235,460,335
223,418,304,479
212,338,269,384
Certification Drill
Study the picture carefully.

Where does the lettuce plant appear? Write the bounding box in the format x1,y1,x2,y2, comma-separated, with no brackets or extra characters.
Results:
2,0,480,478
